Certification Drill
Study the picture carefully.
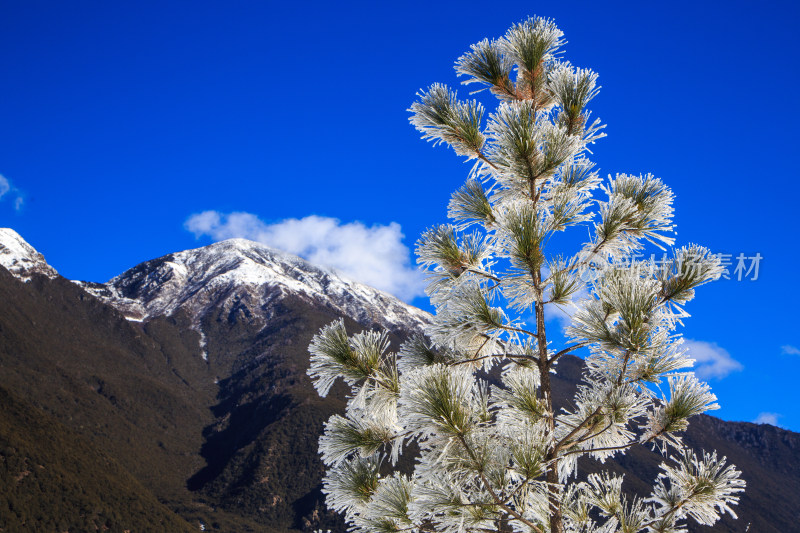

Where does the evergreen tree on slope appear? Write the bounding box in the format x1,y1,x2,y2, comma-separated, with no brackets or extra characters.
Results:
308,16,744,533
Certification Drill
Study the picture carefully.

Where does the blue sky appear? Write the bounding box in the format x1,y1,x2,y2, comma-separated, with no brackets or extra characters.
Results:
1,1,799,430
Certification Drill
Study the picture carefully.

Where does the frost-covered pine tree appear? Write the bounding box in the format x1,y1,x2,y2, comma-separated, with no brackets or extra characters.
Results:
308,16,744,533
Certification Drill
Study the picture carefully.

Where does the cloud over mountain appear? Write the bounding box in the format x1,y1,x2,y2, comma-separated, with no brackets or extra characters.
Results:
753,412,782,426
684,339,743,380
185,211,425,302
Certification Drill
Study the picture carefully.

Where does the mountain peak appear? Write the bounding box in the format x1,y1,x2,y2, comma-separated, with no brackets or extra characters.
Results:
0,229,430,354
186,237,332,275
0,228,58,281
85,237,430,337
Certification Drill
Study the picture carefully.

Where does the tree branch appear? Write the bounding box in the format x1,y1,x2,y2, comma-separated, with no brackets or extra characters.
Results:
548,341,590,365
497,323,539,338
560,439,636,457
574,419,614,446
451,352,540,367
477,152,499,171
503,475,534,505
467,268,501,282
553,406,602,452
457,434,544,533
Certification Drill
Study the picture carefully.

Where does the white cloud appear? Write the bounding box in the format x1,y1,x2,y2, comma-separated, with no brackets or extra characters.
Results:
683,339,743,380
0,174,24,212
542,264,593,333
544,305,573,331
781,345,800,356
753,412,782,426
185,210,426,302
543,310,745,381
544,289,592,333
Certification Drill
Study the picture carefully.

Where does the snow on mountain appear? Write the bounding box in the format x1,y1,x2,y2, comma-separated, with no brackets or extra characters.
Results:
80,238,431,337
0,228,58,281
1,230,430,359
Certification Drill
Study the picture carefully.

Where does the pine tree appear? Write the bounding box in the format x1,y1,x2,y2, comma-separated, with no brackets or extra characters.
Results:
308,16,744,533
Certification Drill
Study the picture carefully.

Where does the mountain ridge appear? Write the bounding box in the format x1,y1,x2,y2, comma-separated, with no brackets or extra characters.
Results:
74,237,430,339
0,228,58,281
0,228,429,337
1,227,798,532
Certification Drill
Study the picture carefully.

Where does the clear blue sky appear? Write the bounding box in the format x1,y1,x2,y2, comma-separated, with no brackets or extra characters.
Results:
1,1,799,430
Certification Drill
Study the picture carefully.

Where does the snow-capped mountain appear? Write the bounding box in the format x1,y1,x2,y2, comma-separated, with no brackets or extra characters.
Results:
81,238,429,334
0,229,429,340
0,228,58,281
2,227,799,532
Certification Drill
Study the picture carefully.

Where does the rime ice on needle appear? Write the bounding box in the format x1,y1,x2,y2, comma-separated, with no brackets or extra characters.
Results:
308,15,743,533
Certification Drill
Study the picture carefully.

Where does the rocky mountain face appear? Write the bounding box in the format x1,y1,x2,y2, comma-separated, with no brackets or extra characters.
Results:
77,237,429,333
0,228,58,281
0,228,798,532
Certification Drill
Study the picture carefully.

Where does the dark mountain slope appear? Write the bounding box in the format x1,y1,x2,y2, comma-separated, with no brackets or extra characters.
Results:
188,293,409,532
0,267,214,502
0,267,267,531
686,416,800,532
0,264,391,531
1,229,799,532
0,385,196,532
